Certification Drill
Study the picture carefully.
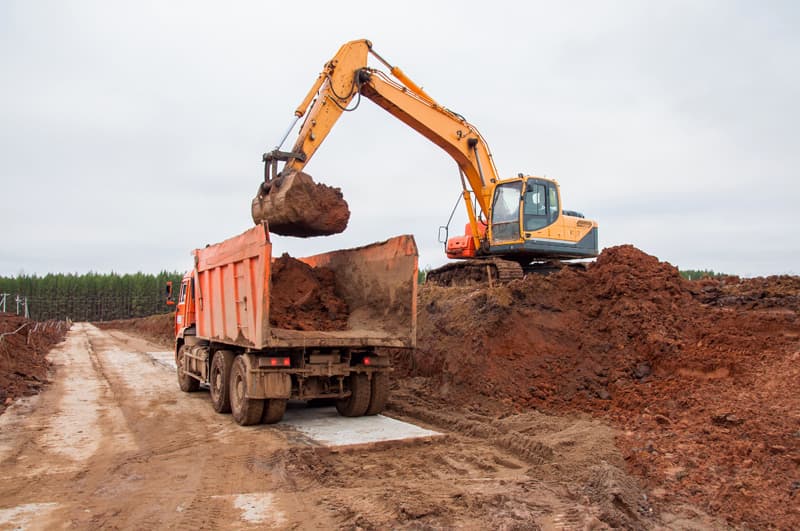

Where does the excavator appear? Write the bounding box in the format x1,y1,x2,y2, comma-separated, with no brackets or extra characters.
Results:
252,39,598,283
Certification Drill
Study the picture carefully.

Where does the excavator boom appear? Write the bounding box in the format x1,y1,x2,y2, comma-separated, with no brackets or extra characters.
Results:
253,39,496,246
252,39,598,271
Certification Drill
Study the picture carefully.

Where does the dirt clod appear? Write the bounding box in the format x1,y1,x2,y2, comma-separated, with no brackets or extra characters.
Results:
251,171,350,237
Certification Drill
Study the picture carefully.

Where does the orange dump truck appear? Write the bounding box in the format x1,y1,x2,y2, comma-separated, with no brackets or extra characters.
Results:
168,224,418,425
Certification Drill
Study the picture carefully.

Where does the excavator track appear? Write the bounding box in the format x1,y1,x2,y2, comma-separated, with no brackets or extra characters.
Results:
426,258,524,286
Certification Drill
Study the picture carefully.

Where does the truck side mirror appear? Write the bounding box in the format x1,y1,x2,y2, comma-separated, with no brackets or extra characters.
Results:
165,281,175,306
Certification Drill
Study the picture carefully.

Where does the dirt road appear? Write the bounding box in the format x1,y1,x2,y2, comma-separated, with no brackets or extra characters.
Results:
0,323,720,529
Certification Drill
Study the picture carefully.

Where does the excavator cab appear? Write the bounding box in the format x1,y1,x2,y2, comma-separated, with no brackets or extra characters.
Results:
486,176,598,261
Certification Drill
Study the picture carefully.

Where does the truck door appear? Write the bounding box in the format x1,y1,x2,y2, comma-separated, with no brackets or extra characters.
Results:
175,278,194,337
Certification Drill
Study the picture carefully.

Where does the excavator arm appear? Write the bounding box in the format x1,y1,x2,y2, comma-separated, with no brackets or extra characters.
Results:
256,39,499,246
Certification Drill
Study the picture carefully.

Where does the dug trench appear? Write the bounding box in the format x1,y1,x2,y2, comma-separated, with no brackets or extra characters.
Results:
2,245,798,528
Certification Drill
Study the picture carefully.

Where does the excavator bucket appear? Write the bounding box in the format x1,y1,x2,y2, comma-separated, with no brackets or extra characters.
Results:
251,171,350,237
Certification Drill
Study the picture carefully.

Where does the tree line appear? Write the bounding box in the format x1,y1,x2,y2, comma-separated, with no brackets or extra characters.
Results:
0,271,183,322
679,269,725,281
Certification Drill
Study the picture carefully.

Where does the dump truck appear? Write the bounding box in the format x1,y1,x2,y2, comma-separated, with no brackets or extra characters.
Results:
167,223,418,425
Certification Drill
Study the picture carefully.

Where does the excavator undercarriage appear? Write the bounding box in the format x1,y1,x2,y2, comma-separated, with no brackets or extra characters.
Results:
425,258,590,286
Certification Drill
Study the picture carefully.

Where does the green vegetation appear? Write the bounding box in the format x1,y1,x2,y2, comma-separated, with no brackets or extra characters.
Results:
680,269,726,281
0,271,183,321
418,266,431,284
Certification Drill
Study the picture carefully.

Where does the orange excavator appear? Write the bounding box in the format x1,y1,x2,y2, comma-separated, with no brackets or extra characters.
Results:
252,39,598,282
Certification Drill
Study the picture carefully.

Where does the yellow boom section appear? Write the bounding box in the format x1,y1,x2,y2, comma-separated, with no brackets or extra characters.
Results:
283,39,500,222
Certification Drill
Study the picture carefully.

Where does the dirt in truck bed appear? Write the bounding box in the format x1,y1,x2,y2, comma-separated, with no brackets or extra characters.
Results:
269,253,350,331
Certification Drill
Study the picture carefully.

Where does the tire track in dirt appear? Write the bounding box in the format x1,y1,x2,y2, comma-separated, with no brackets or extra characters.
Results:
0,324,323,529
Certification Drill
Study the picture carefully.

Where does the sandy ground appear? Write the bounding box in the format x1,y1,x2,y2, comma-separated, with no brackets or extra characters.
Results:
0,323,725,530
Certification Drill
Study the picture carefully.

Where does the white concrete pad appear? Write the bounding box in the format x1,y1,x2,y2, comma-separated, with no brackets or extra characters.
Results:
280,405,441,447
0,502,60,529
147,351,176,370
209,493,285,526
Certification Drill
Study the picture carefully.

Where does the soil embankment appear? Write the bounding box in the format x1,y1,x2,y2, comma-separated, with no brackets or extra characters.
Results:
95,313,174,349
399,245,800,528
0,313,68,413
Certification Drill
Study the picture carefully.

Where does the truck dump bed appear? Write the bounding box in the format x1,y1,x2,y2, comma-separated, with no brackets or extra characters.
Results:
193,224,417,349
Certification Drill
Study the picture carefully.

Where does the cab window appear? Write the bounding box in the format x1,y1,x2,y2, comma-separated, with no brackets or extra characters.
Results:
491,181,522,242
524,181,559,231
179,281,187,303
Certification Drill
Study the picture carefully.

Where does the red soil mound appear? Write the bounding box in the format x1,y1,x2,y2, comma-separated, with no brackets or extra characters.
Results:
404,245,800,529
0,313,69,414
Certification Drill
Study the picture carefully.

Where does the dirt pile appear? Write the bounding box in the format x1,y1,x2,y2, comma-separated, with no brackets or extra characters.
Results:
270,254,349,331
95,313,174,348
0,313,68,414
697,273,800,312
402,245,800,529
251,171,350,237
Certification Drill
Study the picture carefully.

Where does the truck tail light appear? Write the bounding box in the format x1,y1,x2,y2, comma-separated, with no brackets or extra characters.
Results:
269,357,290,367
363,356,371,366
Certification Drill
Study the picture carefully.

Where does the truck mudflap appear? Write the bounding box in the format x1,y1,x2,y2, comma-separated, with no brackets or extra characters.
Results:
240,354,291,399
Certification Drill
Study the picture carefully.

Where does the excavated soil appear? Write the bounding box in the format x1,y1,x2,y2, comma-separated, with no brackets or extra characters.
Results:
269,254,349,331
95,313,174,348
397,245,800,529
251,171,350,237
0,313,68,414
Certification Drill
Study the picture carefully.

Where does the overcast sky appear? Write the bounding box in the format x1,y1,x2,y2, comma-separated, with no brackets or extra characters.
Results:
1,1,798,277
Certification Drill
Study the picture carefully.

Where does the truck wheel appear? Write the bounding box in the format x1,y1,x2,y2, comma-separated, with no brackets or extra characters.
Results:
365,373,389,415
261,399,287,424
229,355,264,426
210,350,235,413
335,373,371,417
177,344,199,393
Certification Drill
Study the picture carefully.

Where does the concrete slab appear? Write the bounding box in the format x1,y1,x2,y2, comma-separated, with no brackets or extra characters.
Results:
279,405,441,448
148,351,176,370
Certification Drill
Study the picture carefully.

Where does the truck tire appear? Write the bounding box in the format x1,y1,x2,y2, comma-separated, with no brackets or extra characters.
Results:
261,399,287,424
365,373,389,415
210,350,235,414
229,355,264,426
177,344,199,393
335,373,371,417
